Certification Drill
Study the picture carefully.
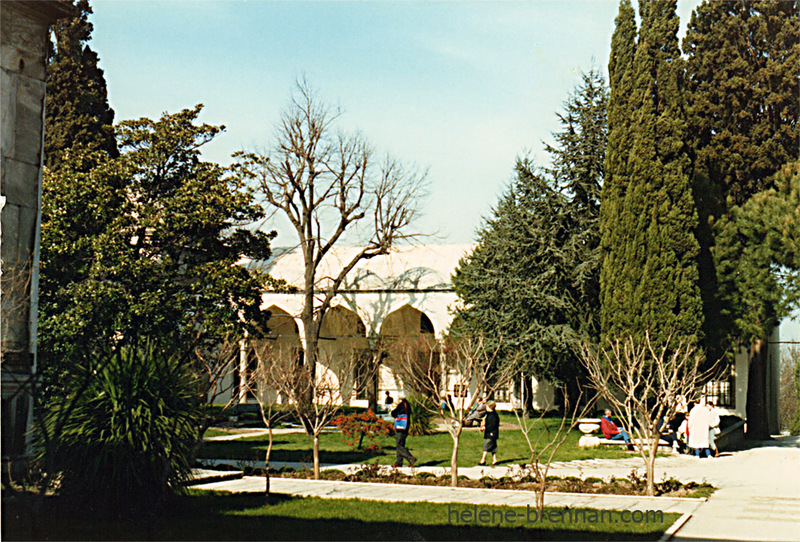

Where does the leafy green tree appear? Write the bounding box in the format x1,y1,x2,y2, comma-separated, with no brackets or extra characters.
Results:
600,0,704,348
45,0,117,168
39,106,274,392
683,0,799,436
714,162,800,439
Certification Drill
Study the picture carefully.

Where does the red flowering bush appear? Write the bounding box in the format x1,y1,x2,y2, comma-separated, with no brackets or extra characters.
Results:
332,410,393,452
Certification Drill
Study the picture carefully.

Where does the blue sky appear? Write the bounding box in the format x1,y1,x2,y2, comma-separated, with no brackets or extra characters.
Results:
89,0,704,245
88,0,798,345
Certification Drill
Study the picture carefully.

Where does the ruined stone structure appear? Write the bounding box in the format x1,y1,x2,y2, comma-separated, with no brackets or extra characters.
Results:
1,0,71,463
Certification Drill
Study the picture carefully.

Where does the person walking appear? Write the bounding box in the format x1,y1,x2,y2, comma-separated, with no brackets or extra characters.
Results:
478,401,500,465
382,390,394,414
391,396,416,467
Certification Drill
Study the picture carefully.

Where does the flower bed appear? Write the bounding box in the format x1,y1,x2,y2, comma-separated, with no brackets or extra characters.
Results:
241,464,715,498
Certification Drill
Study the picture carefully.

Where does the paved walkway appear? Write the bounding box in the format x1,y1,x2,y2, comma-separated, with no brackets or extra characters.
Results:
194,435,800,541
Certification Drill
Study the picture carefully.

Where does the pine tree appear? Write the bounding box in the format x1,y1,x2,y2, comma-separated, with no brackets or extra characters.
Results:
545,68,608,341
452,160,576,384
600,0,704,348
452,70,607,388
45,0,117,168
599,0,637,341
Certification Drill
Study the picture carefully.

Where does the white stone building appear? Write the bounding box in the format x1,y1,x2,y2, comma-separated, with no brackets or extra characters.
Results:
220,244,554,411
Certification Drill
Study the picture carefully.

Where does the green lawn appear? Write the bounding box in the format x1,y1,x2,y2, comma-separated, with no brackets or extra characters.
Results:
3,491,679,541
198,414,639,467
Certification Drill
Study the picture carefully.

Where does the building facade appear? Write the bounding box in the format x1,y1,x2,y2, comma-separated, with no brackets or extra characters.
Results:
219,244,554,411
1,0,71,467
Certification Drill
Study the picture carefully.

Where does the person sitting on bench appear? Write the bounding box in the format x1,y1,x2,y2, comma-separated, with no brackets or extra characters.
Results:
464,397,487,427
601,409,634,450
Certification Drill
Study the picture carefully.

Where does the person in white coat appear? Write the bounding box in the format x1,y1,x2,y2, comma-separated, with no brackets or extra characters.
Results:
688,400,712,458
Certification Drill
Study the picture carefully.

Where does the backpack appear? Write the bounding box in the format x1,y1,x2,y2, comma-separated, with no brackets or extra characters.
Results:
394,414,408,431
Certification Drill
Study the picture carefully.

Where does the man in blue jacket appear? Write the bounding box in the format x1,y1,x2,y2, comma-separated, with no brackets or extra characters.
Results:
391,396,416,467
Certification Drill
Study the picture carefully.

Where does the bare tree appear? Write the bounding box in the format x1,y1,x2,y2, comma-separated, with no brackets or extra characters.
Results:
392,335,516,487
514,385,598,515
252,340,378,480
234,79,425,378
244,343,289,505
581,333,722,496
188,338,242,456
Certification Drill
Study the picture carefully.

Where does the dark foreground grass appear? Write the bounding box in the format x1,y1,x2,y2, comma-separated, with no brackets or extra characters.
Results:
200,414,639,467
3,490,678,541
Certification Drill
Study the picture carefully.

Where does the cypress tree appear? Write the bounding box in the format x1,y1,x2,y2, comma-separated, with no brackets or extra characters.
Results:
684,1,800,208
600,0,703,347
45,0,117,168
599,0,637,341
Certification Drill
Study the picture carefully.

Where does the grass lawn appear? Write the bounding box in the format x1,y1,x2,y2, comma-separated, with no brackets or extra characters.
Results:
3,491,679,541
198,414,640,467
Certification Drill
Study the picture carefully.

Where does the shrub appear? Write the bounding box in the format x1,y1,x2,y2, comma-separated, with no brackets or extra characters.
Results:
36,343,201,516
332,410,392,451
407,395,436,436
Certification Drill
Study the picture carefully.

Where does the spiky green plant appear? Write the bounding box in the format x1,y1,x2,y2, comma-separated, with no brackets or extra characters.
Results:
407,395,436,436
37,342,201,515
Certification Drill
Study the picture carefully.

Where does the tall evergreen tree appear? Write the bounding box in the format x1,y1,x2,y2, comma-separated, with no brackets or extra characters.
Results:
684,1,800,208
452,160,575,385
452,70,607,390
600,0,704,348
599,0,637,340
714,162,800,438
45,0,117,168
684,1,800,437
545,68,608,341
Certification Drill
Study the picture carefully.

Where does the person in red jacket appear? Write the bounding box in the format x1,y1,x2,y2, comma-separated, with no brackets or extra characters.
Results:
601,409,633,450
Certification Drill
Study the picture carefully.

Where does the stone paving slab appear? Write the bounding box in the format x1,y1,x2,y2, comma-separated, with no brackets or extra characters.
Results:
195,476,705,515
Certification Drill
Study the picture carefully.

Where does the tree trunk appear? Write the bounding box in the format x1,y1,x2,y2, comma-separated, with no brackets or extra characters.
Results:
367,353,379,413
313,434,321,479
645,446,657,497
746,337,771,440
522,376,534,416
265,426,274,506
533,459,546,515
450,430,461,487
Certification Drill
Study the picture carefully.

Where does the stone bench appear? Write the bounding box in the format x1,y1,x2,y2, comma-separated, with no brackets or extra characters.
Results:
578,434,673,452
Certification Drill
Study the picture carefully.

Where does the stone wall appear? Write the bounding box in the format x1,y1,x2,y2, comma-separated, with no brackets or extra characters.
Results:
1,0,70,460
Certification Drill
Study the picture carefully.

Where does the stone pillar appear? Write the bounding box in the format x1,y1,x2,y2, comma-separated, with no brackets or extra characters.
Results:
1,0,71,466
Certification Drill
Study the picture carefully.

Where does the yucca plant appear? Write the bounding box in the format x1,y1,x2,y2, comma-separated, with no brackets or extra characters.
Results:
407,394,436,436
37,342,201,516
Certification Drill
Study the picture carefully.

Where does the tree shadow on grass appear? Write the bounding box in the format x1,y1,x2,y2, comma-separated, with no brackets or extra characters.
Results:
3,492,667,541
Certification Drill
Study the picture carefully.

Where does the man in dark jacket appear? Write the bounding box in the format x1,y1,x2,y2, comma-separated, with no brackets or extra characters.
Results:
391,396,416,467
478,401,500,465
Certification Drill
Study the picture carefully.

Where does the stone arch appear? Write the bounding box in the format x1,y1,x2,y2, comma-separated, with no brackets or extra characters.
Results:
242,305,301,403
318,305,370,405
380,304,436,337
379,304,439,398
